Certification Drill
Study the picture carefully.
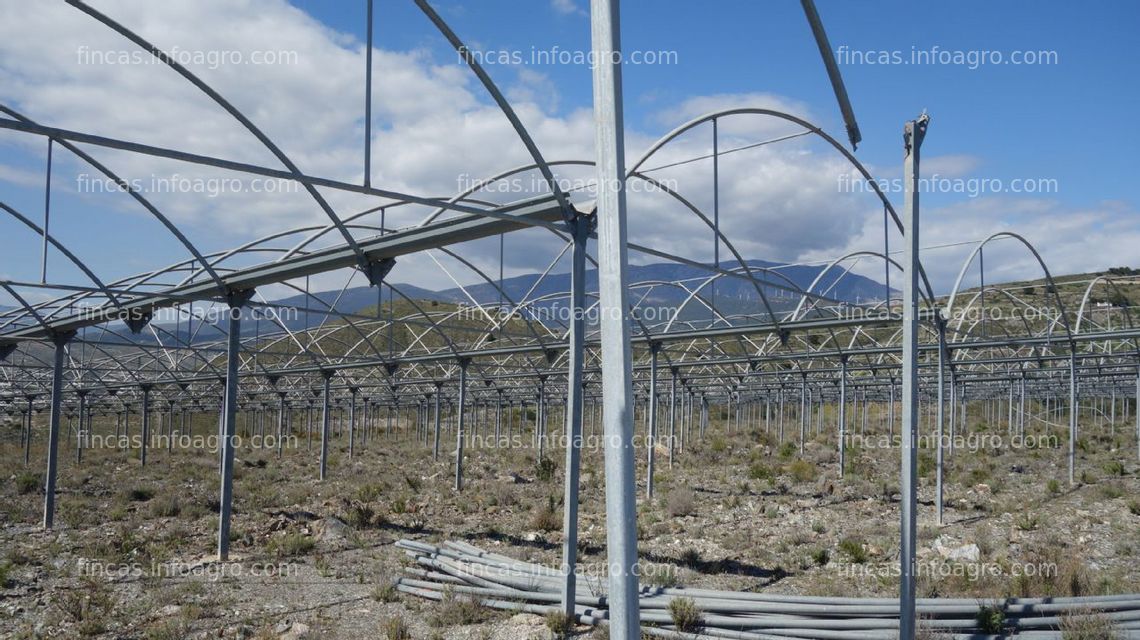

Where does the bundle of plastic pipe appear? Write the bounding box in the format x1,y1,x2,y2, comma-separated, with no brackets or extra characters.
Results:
394,539,1140,639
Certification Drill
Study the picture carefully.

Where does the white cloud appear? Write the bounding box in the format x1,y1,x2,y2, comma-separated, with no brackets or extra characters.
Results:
550,0,586,17
0,0,1130,301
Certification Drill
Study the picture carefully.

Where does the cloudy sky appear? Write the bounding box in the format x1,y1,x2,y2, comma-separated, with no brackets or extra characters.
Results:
0,0,1136,307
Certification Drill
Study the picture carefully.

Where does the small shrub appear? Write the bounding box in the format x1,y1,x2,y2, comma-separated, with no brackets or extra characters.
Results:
429,588,487,627
1047,479,1061,495
1128,500,1140,516
530,495,561,532
789,459,817,483
1102,461,1125,477
668,597,702,633
266,532,315,557
357,483,383,502
545,610,575,636
15,471,40,495
1016,512,1039,531
1099,482,1124,499
535,457,557,482
382,616,411,640
838,537,867,564
708,435,728,453
811,548,830,566
150,495,181,518
665,487,696,517
777,442,796,460
975,604,1006,634
748,462,773,481
344,503,377,529
372,580,399,603
679,547,701,568
126,487,154,502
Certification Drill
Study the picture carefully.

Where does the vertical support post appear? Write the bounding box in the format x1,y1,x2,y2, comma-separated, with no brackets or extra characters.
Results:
838,357,848,477
140,385,151,466
363,0,373,188
589,0,641,632
455,359,469,491
217,294,246,560
348,387,358,459
24,396,35,466
496,389,503,443
899,113,928,640
277,392,287,458
647,342,660,497
433,384,443,460
42,332,72,530
799,374,807,454
1069,352,1077,485
76,391,87,464
319,370,335,480
561,215,588,620
669,368,677,468
936,318,947,526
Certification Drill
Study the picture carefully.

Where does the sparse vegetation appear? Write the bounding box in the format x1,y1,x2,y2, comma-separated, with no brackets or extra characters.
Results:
665,487,696,517
668,597,702,633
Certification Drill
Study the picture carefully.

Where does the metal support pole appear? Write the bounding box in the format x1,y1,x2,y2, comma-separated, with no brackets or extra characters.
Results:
140,385,151,466
433,385,443,460
669,368,677,468
561,216,588,620
217,298,244,560
799,375,807,454
899,112,928,640
319,370,334,480
277,392,286,458
24,396,34,466
936,319,947,526
348,387,358,458
76,391,87,464
42,332,72,530
838,357,847,477
455,359,469,491
589,0,641,632
647,343,660,497
1069,352,1077,484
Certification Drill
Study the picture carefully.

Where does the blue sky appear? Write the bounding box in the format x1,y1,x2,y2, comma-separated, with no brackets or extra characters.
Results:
0,0,1136,307
291,0,1139,208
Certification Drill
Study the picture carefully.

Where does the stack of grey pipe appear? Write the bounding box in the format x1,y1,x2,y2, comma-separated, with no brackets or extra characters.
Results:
394,540,1140,639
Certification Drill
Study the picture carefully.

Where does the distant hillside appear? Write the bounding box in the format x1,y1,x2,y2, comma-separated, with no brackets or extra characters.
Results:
254,259,895,335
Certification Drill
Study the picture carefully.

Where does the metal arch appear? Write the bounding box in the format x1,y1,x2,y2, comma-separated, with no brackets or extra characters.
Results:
65,0,371,273
1075,275,1138,336
413,0,573,221
624,171,785,326
0,104,226,293
424,246,559,349
627,107,938,302
790,251,913,321
0,201,120,307
944,232,1076,345
0,283,52,332
282,197,504,261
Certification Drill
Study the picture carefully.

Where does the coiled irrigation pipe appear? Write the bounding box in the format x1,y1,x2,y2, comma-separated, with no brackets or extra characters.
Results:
393,540,1140,639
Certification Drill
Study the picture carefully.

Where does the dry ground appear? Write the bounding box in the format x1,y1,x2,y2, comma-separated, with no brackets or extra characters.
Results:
1,407,1138,639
